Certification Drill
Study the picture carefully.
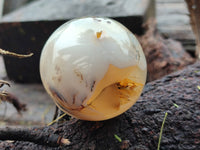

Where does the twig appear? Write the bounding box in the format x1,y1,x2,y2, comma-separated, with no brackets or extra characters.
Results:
0,79,26,114
0,48,33,58
0,91,27,114
0,127,70,147
0,80,10,88
0,48,31,114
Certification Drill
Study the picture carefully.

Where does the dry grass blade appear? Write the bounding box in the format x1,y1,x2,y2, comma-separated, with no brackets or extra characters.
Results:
157,112,168,150
185,0,200,59
48,113,67,126
0,48,33,58
0,48,30,114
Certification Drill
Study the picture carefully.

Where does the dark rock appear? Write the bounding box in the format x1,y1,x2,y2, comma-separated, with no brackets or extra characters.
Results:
1,61,200,149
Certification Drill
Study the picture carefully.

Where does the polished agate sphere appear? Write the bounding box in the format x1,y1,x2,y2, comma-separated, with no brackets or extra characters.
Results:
40,17,147,121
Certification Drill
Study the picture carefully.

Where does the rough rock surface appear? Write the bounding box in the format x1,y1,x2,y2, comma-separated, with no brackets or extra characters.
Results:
0,61,200,150
138,20,195,82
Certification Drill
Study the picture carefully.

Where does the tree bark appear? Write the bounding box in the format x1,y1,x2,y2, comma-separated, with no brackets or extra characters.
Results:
0,61,200,150
138,19,195,82
0,127,70,147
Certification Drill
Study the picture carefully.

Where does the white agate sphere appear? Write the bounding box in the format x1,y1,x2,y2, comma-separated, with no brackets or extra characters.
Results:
40,17,147,121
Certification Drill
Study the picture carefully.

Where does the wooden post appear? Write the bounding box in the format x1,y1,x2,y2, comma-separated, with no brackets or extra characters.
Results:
185,0,200,59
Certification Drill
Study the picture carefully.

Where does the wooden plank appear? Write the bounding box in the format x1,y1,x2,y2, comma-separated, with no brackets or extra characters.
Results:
157,0,185,3
3,0,32,15
2,0,153,22
158,26,195,40
156,0,195,42
156,3,189,15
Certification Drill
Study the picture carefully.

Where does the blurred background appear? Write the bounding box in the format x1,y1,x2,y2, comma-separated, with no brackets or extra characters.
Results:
0,0,196,127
